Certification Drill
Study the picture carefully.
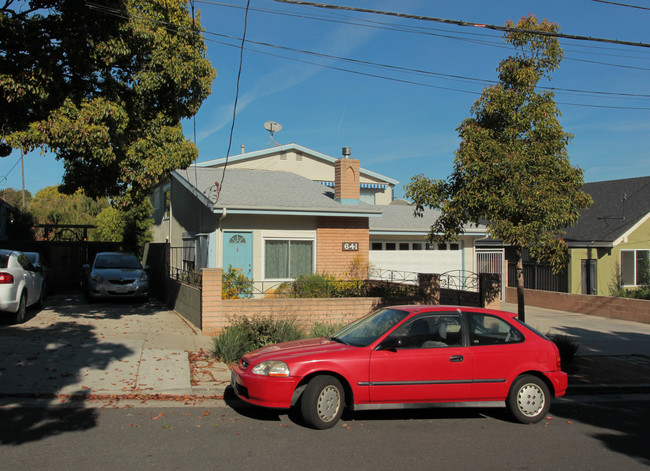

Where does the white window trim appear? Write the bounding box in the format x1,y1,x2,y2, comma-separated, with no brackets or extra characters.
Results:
620,249,650,287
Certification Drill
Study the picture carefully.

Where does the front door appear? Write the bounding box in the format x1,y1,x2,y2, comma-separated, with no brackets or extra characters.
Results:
223,232,253,280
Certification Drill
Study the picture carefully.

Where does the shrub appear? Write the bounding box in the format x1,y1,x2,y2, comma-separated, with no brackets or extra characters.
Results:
212,315,306,364
222,265,254,299
310,322,347,338
547,332,580,369
211,326,254,365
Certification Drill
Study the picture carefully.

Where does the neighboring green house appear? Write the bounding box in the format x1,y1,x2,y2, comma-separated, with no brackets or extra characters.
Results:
481,175,650,296
564,176,650,295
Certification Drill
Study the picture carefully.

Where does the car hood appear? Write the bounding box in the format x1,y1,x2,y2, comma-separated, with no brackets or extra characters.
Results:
243,338,356,364
92,267,144,278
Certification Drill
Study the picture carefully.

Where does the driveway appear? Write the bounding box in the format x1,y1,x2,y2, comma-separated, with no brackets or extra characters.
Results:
0,294,228,402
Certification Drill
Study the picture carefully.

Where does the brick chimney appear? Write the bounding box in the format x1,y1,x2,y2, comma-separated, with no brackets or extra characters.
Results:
334,147,360,204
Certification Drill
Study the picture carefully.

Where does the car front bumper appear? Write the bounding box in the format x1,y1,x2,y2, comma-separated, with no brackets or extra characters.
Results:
231,365,300,409
87,280,149,299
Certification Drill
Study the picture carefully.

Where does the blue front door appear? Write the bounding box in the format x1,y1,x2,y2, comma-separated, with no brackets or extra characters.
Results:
223,232,253,280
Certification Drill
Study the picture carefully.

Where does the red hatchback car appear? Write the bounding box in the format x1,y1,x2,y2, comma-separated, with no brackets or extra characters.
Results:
231,306,568,429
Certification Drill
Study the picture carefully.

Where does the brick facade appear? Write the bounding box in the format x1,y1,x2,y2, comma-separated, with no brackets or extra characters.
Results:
316,216,369,278
334,158,360,201
505,287,650,324
200,268,409,335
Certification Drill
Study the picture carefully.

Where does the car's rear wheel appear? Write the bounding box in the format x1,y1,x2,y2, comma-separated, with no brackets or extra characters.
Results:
507,374,551,424
13,293,26,324
300,375,344,429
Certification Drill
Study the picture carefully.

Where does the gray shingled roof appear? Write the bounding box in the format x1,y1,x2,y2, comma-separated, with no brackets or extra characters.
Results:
564,176,650,245
370,204,486,234
173,167,381,215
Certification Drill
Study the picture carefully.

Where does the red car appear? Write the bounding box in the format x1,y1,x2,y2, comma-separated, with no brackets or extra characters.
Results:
231,305,568,429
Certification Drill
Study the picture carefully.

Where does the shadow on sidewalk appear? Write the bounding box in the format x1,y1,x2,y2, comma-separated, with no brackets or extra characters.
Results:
0,319,133,445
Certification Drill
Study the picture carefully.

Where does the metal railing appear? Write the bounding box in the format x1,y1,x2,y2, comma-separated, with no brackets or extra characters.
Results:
440,270,479,293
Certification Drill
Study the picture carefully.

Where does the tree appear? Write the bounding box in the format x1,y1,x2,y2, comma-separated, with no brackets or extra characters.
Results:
1,0,215,207
0,188,32,208
29,186,108,226
93,200,153,254
405,15,592,321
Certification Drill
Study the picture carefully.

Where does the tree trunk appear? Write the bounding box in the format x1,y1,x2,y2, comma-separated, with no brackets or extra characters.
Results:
515,246,526,322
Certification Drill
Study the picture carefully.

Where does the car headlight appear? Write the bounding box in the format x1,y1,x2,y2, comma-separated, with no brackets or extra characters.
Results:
251,361,290,377
91,274,104,282
141,272,149,282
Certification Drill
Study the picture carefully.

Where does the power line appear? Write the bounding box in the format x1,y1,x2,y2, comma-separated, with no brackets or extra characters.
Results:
214,0,251,205
84,2,650,109
590,0,650,11
273,0,650,49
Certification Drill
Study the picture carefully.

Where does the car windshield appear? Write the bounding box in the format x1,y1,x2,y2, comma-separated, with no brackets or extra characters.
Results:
25,253,38,265
94,254,142,270
332,308,410,347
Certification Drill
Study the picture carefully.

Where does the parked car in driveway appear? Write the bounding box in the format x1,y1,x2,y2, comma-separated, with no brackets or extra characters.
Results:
24,251,53,295
0,249,46,323
83,252,149,302
231,305,568,429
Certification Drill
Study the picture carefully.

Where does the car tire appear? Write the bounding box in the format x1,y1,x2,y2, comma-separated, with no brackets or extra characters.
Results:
507,374,551,424
300,375,345,429
36,283,46,309
13,293,26,324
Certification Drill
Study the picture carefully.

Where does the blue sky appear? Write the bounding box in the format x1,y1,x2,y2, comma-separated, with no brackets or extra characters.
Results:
2,0,649,199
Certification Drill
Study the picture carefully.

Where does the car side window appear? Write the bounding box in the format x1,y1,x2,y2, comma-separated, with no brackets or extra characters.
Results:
469,314,524,346
17,254,35,272
385,314,463,349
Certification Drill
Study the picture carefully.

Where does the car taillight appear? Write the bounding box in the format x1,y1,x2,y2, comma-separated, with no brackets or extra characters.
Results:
0,272,14,284
553,343,562,369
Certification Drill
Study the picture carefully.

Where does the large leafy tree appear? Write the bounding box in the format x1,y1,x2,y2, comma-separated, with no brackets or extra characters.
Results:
0,188,32,208
1,0,215,206
93,200,153,254
29,185,108,224
405,15,592,320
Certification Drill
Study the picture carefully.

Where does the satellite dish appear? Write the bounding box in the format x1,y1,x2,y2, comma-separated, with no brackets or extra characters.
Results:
264,121,282,146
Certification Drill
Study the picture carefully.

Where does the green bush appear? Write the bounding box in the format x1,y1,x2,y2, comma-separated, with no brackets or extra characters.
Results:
310,322,347,338
222,265,254,299
212,315,305,364
211,326,254,365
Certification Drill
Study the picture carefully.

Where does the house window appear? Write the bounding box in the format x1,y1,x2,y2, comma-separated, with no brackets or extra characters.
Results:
265,240,313,279
399,243,410,251
371,242,383,251
449,243,459,251
621,249,650,286
163,189,171,219
385,243,396,251
412,243,422,250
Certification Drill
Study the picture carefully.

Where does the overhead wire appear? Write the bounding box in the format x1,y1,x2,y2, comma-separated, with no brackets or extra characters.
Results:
214,0,251,205
84,1,650,110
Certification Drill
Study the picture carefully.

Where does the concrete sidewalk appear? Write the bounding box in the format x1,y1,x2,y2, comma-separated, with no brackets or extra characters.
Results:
0,294,231,405
1,295,649,407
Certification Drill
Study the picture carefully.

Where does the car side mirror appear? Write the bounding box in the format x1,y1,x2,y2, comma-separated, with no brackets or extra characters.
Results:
376,337,403,351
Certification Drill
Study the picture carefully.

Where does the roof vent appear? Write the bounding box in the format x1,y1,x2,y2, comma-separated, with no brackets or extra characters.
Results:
342,147,351,158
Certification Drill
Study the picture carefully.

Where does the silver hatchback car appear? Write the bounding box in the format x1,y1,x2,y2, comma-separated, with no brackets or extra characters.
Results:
83,252,149,302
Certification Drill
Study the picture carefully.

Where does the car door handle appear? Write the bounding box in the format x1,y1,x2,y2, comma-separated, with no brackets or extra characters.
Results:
449,355,464,362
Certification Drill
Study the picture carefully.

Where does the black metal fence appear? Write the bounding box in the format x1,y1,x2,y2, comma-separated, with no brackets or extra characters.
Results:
507,262,568,293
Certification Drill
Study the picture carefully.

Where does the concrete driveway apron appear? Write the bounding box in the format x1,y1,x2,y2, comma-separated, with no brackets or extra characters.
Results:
0,294,218,399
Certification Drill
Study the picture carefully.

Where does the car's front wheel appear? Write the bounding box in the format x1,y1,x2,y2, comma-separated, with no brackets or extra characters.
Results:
507,374,551,424
300,375,345,429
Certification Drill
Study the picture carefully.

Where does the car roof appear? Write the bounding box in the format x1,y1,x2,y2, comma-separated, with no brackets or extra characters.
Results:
388,305,518,319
